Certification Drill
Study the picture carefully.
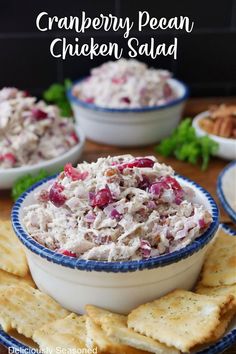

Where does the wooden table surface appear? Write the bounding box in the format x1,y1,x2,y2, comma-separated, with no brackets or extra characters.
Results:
0,97,235,354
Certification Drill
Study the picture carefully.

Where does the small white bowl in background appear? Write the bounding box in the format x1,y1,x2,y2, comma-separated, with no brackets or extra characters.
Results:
193,111,236,160
67,78,189,147
0,127,85,190
12,175,219,314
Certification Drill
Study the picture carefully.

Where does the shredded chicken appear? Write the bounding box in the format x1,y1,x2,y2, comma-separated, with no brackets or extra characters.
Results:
0,87,78,168
72,59,176,108
23,155,212,261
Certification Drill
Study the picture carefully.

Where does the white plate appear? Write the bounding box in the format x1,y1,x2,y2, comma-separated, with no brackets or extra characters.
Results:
0,224,235,354
217,160,236,223
193,111,236,160
0,126,86,190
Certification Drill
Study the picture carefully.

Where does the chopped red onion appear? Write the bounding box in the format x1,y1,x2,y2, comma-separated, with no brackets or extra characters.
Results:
110,208,122,221
141,239,152,259
84,211,96,223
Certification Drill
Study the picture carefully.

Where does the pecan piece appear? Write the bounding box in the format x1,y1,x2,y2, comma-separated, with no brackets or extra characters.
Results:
219,117,233,138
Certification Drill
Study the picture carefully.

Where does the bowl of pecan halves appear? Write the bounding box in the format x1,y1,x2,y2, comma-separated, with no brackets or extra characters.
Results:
193,104,236,160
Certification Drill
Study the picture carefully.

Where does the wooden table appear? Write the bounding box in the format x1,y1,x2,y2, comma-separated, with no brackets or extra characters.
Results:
0,97,235,354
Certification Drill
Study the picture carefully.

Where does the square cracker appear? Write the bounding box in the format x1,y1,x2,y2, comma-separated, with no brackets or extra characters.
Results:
86,305,179,354
195,284,236,303
195,283,236,342
200,228,236,286
33,314,87,353
0,220,28,277
0,285,69,338
0,269,36,289
127,289,234,353
208,308,236,342
86,316,148,354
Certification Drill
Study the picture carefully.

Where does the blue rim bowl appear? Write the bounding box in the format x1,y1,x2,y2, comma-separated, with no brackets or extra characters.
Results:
67,77,189,113
2,223,236,354
217,160,236,223
12,174,219,273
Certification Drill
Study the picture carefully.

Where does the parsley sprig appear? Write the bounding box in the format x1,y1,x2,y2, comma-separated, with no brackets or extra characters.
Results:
43,79,72,117
155,118,218,170
12,170,49,201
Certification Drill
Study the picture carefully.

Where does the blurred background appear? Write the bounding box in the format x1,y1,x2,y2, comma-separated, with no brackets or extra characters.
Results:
0,0,236,97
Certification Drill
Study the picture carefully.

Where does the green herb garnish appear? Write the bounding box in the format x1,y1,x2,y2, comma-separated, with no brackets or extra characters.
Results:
12,170,49,201
43,79,72,117
155,118,218,170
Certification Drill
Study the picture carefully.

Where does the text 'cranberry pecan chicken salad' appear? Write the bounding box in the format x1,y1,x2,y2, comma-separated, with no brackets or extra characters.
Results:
23,155,212,261
0,87,78,168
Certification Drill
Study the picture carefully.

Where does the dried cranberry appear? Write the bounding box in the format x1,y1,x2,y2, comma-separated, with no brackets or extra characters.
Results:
0,155,3,162
118,158,154,172
70,131,79,144
4,153,17,164
64,163,88,181
112,77,126,84
85,97,94,104
134,158,155,168
121,97,131,104
31,108,48,120
49,182,66,207
162,176,182,191
90,187,112,208
199,219,206,229
58,249,77,257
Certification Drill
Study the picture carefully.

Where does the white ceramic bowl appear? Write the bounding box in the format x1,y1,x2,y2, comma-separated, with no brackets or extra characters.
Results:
0,127,85,190
193,111,236,160
217,160,236,223
67,78,189,147
12,175,219,314
2,225,236,354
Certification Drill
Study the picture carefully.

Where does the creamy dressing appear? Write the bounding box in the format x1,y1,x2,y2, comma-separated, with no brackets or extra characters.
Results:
72,59,176,109
0,87,78,168
23,155,212,261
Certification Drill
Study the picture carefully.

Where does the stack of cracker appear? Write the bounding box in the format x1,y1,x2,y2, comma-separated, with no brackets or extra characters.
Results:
0,222,236,354
194,226,236,344
0,220,35,289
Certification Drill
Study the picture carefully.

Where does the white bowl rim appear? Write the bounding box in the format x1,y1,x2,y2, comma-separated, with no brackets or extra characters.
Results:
12,174,219,273
67,77,189,113
193,111,236,144
0,126,86,176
